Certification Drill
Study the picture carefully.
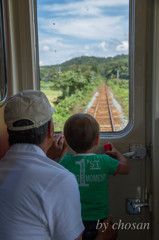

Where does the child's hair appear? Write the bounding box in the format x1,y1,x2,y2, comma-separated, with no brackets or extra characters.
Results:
64,113,99,152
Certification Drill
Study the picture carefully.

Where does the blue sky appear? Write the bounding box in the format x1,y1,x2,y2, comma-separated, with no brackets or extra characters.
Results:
37,0,129,66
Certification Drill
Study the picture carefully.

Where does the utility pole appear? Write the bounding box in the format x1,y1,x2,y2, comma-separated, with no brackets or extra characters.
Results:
58,65,62,96
117,69,119,86
117,70,119,80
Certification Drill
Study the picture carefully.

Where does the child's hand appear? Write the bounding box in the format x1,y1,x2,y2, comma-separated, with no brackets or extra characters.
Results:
51,134,70,163
105,143,122,159
47,133,65,160
105,143,130,174
53,133,64,146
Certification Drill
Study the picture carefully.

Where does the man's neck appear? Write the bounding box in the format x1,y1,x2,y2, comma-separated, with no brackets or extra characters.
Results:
38,140,51,155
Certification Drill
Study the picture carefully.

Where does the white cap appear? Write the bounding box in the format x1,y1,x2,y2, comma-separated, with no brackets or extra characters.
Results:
4,90,54,131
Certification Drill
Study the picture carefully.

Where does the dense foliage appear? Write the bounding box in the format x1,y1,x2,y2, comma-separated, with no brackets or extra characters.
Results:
51,70,98,102
40,54,129,131
41,69,103,131
106,79,129,117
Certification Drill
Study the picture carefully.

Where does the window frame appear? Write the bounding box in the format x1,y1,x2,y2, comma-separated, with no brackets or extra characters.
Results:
36,0,132,137
100,0,134,139
33,0,136,140
0,0,8,107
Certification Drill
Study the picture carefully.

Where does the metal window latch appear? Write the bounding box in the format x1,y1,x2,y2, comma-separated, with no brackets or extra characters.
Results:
126,197,152,214
123,144,147,159
123,151,136,158
132,201,149,209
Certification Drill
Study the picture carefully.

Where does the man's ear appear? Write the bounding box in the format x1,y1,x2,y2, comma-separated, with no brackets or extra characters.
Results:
94,136,100,146
48,120,54,139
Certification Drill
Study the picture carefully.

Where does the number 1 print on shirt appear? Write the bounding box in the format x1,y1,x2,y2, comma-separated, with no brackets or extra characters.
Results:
76,159,89,187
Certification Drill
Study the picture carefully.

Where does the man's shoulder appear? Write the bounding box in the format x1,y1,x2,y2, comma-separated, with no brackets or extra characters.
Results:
41,158,78,197
5,146,74,187
28,154,77,196
33,154,74,182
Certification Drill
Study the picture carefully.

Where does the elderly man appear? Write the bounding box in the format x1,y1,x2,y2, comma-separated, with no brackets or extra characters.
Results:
0,90,117,240
0,90,84,240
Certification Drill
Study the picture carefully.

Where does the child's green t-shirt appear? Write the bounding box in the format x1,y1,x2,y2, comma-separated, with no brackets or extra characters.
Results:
59,154,120,221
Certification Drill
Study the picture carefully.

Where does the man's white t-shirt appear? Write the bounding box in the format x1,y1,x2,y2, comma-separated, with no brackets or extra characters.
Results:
0,144,84,240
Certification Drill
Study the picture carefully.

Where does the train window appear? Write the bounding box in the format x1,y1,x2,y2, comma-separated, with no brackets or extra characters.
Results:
37,0,130,133
0,0,7,106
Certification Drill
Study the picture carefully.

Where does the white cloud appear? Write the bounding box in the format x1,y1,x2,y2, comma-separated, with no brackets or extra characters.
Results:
40,60,43,66
38,35,77,65
40,15,128,41
85,0,128,7
38,37,128,66
38,35,63,46
42,0,128,17
43,3,101,17
116,41,128,51
37,0,129,65
84,45,89,50
98,41,108,52
42,45,50,51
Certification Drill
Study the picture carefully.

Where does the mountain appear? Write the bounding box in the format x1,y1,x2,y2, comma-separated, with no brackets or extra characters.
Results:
40,54,128,79
61,54,128,67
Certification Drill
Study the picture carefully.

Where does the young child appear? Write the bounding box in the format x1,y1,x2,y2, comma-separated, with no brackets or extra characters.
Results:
59,113,130,240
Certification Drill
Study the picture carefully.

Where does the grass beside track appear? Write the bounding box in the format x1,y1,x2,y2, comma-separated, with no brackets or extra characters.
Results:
106,78,129,117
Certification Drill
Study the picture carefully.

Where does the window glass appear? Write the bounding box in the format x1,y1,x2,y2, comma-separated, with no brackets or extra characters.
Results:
37,0,129,132
0,0,7,104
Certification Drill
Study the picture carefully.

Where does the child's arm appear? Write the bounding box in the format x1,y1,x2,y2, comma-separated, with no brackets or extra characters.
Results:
105,143,130,174
57,137,69,163
47,134,69,162
57,144,69,163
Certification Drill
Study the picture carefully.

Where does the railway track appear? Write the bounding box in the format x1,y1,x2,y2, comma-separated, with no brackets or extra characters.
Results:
87,83,122,132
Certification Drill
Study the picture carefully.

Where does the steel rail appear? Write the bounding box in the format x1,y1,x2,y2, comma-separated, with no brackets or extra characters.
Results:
93,94,100,118
105,84,115,132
